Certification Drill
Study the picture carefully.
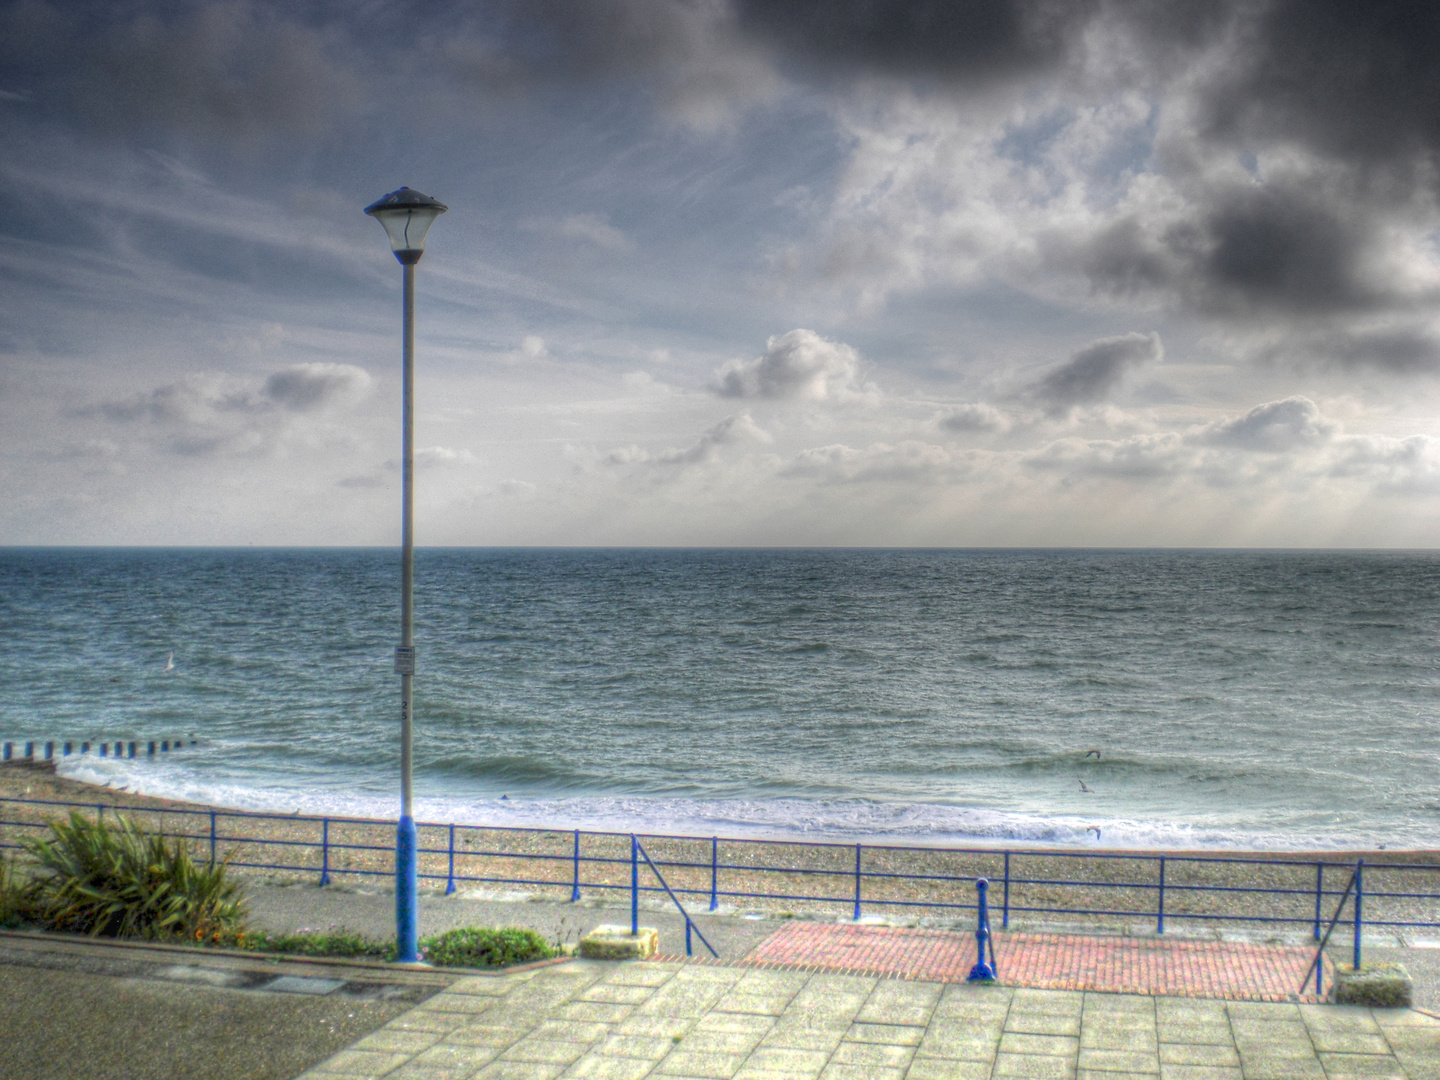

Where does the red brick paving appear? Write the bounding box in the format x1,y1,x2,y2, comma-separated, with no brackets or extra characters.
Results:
733,922,1328,1002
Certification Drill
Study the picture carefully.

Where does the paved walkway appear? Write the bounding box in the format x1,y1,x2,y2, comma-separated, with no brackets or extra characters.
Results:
299,957,1440,1080
740,925,1324,1002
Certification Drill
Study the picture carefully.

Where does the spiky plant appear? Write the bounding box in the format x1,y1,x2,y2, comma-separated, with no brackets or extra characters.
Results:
21,811,246,942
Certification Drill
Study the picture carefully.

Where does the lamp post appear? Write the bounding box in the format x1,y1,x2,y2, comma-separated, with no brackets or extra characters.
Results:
364,186,447,964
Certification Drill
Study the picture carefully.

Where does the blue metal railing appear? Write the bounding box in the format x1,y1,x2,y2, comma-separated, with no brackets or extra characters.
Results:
1,795,1436,940
633,836,718,958
1300,860,1361,996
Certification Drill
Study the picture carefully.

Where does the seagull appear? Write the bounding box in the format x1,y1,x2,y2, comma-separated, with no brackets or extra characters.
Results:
1084,749,1101,759
1088,826,1102,840
1078,780,1093,793
164,652,175,672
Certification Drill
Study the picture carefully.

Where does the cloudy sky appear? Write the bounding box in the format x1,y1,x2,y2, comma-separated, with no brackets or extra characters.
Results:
3,0,1440,547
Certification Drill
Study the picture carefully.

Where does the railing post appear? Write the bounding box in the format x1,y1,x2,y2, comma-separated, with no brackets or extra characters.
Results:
631,835,639,936
1002,851,1011,930
445,823,456,895
686,919,693,957
209,811,217,868
968,878,996,981
1314,863,1324,941
853,843,862,921
319,818,330,886
571,829,581,902
96,803,103,824
1353,858,1364,971
709,836,718,912
1157,856,1166,935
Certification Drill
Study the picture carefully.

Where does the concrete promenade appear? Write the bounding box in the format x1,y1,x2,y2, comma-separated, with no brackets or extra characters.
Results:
300,957,1440,1080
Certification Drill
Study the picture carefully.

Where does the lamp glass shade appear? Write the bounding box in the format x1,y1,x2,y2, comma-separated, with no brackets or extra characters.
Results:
364,187,448,262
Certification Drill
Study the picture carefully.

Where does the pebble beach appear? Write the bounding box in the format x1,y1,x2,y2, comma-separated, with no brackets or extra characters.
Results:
4,761,1438,942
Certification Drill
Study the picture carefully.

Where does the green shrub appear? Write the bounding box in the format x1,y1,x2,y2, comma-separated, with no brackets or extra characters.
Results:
20,811,246,943
238,930,393,960
0,852,27,929
420,926,555,968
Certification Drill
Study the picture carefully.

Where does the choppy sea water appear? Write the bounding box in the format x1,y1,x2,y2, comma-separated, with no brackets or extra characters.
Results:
1,547,1437,851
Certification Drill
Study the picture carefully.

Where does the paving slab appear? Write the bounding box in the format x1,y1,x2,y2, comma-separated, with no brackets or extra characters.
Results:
292,959,1440,1080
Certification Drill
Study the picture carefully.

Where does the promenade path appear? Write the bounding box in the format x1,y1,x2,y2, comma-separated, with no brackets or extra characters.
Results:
298,924,1440,1080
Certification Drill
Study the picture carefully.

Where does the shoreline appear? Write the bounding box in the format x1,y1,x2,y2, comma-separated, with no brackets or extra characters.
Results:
4,762,1439,938
2,762,1433,863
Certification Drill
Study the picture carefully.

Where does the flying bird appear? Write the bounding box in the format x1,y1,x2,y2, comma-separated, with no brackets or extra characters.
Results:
1078,780,1093,793
1084,749,1101,759
164,652,175,672
1087,826,1102,840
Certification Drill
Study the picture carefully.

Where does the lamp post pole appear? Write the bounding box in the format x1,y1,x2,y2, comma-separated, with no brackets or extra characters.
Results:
365,186,447,965
397,254,418,963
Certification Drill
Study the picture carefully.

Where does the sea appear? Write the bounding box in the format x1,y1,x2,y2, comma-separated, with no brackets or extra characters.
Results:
1,548,1437,852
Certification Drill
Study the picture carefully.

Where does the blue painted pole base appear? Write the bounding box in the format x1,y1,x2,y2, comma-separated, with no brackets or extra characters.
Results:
968,959,997,982
396,815,419,963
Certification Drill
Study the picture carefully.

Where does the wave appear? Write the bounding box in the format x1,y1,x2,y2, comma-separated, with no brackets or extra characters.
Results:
57,757,1399,853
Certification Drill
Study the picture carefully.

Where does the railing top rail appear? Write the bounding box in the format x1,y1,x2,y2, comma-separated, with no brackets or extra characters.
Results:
0,794,1436,872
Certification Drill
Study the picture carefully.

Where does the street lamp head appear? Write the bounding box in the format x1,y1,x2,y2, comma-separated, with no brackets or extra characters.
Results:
364,186,448,264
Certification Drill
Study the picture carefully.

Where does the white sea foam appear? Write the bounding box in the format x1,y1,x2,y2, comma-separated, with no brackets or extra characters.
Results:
57,756,1381,852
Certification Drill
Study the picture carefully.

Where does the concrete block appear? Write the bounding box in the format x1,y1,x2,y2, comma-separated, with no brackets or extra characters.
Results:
579,925,659,961
1332,962,1412,1008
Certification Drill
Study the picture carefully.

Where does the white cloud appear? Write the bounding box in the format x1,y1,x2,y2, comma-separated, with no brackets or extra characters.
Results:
543,213,635,252
715,329,876,403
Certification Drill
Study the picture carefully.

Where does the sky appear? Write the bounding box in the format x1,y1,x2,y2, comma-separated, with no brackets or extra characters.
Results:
2,0,1440,548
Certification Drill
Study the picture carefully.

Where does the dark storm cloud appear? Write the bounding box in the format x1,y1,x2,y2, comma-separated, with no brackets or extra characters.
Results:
0,0,360,142
1199,0,1440,175
1032,332,1161,410
732,0,1096,85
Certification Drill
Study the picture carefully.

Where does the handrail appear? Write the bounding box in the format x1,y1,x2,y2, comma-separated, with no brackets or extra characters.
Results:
0,795,1433,939
633,836,719,958
1299,861,1359,996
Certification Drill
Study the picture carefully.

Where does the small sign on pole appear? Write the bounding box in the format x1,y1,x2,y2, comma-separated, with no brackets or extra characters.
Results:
394,646,415,676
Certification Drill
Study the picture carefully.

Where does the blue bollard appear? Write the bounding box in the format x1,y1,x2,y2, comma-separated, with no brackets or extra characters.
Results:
81,742,89,753
162,740,168,752
3,743,10,761
148,741,156,756
99,743,107,757
45,742,53,760
968,878,997,982
128,742,136,758
63,742,72,756
25,742,33,760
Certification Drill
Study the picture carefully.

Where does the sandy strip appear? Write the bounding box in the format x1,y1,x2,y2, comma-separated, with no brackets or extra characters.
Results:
2,762,1437,937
